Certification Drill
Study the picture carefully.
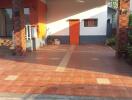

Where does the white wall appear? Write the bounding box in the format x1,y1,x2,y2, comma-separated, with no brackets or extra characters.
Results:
130,0,132,12
47,0,107,36
80,6,107,36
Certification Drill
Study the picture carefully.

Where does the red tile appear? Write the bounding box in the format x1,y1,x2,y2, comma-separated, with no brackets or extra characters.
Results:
0,45,131,98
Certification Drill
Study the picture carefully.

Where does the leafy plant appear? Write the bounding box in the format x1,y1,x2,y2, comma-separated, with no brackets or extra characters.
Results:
110,0,118,9
129,14,132,27
128,14,132,35
106,37,116,46
127,14,132,63
128,34,132,44
127,46,132,61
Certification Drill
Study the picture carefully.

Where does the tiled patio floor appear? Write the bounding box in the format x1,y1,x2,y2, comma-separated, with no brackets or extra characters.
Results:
0,44,132,99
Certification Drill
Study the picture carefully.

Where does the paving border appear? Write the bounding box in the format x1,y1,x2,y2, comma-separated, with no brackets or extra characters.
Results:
0,93,132,100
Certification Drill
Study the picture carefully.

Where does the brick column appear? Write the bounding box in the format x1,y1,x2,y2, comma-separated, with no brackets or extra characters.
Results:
116,0,130,57
12,0,26,55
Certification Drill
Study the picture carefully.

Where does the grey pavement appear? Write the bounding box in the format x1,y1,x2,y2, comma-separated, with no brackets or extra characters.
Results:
0,93,131,100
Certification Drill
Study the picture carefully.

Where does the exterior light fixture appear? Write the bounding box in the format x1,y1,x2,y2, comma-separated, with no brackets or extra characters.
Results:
120,9,129,15
119,0,130,15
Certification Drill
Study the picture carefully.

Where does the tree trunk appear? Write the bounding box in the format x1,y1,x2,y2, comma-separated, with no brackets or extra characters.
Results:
12,0,26,55
116,0,130,57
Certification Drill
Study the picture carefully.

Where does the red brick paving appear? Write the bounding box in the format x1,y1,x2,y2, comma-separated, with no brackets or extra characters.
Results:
0,45,132,98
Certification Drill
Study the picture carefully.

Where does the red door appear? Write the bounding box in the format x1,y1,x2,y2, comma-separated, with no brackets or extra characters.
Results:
69,19,80,45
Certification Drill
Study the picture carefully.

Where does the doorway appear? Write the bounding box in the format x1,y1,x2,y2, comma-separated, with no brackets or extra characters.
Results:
0,9,13,37
69,19,80,45
0,8,30,38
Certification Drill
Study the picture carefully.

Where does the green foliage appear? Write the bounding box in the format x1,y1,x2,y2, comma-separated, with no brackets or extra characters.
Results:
110,0,118,9
128,14,132,43
127,14,132,62
128,34,132,44
129,14,132,27
106,37,116,46
127,46,132,60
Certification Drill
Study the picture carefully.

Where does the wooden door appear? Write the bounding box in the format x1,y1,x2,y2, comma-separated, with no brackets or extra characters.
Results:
69,19,80,45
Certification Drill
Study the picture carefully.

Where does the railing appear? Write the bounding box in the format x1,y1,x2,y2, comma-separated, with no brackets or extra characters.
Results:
25,25,38,51
25,25,38,40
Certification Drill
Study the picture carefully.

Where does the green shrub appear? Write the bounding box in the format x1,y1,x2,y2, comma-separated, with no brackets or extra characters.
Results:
128,14,132,35
128,34,132,44
106,37,116,46
127,14,132,63
127,46,132,60
129,14,132,27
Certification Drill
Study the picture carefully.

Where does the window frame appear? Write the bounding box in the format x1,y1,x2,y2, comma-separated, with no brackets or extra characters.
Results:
84,18,98,27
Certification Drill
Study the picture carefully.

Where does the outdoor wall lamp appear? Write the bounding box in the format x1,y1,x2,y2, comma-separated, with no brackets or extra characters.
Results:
119,9,129,15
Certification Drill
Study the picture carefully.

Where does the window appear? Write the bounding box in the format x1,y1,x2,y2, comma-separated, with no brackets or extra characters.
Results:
0,8,30,37
84,19,98,27
0,9,13,37
24,8,30,25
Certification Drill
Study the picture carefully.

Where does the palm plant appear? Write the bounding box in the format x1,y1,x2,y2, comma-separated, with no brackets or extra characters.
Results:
110,0,118,9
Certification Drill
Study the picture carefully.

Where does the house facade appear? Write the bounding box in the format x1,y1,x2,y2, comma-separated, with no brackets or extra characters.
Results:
47,0,108,44
0,0,47,51
0,0,131,54
0,0,109,47
47,0,132,45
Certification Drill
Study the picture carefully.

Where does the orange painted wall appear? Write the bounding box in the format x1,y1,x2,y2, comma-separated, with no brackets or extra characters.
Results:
0,0,33,8
0,0,47,40
36,0,47,39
